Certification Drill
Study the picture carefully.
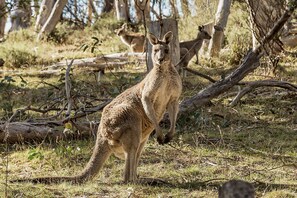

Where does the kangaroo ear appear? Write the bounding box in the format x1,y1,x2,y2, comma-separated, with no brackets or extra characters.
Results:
163,31,173,44
147,32,159,45
122,23,127,28
198,26,203,31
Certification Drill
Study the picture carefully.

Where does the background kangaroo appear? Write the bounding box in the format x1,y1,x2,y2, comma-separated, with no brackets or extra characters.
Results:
179,25,212,68
116,23,145,53
12,31,182,184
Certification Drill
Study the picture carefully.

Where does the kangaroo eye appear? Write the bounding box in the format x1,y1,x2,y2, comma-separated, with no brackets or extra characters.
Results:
154,49,159,53
165,49,169,53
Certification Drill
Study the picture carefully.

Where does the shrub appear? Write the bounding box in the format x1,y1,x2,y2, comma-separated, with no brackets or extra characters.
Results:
1,46,37,68
224,2,252,64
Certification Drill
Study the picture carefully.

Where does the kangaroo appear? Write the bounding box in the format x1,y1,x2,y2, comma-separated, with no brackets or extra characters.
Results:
12,31,182,184
116,23,145,53
218,180,255,198
179,25,212,68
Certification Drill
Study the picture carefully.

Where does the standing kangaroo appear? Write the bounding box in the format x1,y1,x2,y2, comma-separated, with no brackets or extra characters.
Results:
12,31,182,184
116,23,145,53
179,25,212,68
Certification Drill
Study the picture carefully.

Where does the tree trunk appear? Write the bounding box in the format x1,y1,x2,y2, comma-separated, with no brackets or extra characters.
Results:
9,0,31,32
246,0,286,53
103,0,114,13
135,0,150,23
37,0,68,41
88,0,93,25
0,0,6,38
200,21,214,55
35,0,56,31
208,0,231,57
115,0,129,21
147,18,180,71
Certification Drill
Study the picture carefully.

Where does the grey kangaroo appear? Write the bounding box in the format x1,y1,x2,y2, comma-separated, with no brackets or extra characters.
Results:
12,31,182,184
179,25,212,68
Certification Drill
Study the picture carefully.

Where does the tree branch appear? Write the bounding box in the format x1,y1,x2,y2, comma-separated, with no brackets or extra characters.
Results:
179,6,296,115
230,80,297,106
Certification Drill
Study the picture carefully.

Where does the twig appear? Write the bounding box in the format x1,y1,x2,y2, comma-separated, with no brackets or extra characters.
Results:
245,146,297,161
62,100,111,123
65,60,74,117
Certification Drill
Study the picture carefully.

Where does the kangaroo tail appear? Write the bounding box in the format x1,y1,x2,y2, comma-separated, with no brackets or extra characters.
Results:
11,134,112,184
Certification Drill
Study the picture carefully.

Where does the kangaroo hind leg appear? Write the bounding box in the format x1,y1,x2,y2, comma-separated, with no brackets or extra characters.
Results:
164,99,179,144
121,126,141,183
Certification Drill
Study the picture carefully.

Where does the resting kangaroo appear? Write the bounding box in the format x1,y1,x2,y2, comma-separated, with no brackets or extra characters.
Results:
12,31,182,184
179,25,212,68
116,23,145,53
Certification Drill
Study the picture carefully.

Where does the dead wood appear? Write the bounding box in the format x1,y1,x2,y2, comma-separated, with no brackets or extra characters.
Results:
48,52,145,70
0,52,146,76
230,80,297,106
0,121,98,143
184,67,217,83
0,101,110,143
179,6,296,115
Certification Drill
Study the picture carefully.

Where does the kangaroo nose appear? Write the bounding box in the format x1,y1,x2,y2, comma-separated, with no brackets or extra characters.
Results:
158,58,164,62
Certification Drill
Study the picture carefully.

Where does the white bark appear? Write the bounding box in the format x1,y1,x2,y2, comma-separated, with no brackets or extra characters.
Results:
135,0,150,23
35,0,56,31
208,0,231,57
37,0,68,40
115,0,129,21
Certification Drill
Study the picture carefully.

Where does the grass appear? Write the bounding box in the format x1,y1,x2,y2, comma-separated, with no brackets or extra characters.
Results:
1,1,297,197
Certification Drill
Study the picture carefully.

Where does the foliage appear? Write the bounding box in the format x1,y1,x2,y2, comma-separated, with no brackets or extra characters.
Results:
28,148,44,161
224,2,252,65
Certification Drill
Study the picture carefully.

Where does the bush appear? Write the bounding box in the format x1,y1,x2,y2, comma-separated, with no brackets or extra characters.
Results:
1,46,37,68
223,2,252,64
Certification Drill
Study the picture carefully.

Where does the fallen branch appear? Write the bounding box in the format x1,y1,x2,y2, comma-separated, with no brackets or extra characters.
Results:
0,121,98,143
0,52,146,76
184,67,217,83
179,6,296,115
47,52,146,70
230,80,297,106
0,101,110,143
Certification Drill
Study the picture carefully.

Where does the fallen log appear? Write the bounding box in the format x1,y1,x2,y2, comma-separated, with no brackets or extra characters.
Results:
0,121,98,143
0,52,146,76
47,52,146,70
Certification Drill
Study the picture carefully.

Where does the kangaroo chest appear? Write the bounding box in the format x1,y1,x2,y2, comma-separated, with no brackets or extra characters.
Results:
150,72,182,120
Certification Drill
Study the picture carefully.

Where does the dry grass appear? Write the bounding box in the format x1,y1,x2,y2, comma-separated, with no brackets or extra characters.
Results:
1,1,297,197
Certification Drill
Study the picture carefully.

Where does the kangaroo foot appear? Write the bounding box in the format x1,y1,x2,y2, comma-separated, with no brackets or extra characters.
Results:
157,135,165,145
163,133,173,144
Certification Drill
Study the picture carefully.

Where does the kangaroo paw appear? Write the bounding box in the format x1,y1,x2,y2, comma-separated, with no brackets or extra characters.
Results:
163,134,173,144
157,135,165,145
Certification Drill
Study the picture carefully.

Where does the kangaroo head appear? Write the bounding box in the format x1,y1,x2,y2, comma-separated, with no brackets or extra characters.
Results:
116,23,128,36
197,25,212,40
148,31,173,66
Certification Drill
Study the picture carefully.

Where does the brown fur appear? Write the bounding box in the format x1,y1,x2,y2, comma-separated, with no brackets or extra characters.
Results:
12,31,182,184
116,23,145,53
179,25,212,67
